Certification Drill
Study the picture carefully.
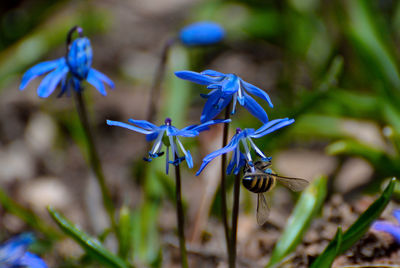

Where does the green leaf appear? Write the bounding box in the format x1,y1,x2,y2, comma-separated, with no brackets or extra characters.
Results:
310,178,396,267
48,207,130,268
309,226,343,268
340,178,396,253
326,139,400,176
267,176,327,268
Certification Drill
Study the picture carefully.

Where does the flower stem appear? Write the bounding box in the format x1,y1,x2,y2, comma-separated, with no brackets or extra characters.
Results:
174,160,189,268
221,104,232,259
147,37,176,122
229,172,241,268
73,90,117,234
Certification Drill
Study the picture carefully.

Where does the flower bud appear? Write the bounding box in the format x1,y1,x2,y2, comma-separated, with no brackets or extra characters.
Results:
180,21,225,46
67,37,93,79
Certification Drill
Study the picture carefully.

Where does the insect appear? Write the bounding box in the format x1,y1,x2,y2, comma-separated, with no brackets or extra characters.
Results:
242,160,309,225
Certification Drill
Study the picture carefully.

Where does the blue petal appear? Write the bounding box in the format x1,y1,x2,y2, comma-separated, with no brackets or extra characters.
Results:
251,118,294,138
200,91,232,123
175,71,218,85
227,149,238,175
373,221,400,243
220,74,240,94
178,119,230,135
0,233,34,264
241,80,273,108
106,120,153,134
196,135,239,175
20,58,64,90
17,252,48,268
201,69,225,77
146,132,159,141
87,69,106,96
89,68,115,89
254,118,288,134
186,150,193,168
242,93,269,123
37,62,69,98
67,37,92,79
128,119,158,131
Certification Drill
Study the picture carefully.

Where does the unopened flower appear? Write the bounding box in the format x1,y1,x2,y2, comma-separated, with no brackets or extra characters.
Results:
372,209,400,243
175,70,273,123
196,118,294,175
0,233,47,268
107,117,230,174
20,27,114,98
180,21,225,46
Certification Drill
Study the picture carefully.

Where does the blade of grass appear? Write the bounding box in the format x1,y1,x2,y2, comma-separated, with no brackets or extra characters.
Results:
48,206,130,268
309,226,342,268
310,178,396,267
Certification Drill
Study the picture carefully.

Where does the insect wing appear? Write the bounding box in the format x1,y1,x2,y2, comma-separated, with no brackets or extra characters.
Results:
273,174,309,192
256,193,270,225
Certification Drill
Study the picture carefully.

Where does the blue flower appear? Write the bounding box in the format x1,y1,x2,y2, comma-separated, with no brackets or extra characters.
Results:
0,233,47,268
372,209,400,243
196,118,294,175
180,21,225,46
175,70,273,123
107,117,230,174
20,33,114,98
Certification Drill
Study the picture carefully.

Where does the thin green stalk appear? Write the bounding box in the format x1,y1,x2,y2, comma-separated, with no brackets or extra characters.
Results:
73,90,117,234
147,37,176,123
174,159,189,268
221,105,232,258
229,172,241,268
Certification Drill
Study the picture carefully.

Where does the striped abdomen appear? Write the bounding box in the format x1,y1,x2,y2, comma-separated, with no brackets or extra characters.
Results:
242,174,276,193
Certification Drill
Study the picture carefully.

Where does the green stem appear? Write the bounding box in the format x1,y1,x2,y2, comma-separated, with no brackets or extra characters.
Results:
221,105,232,258
229,172,241,268
174,160,189,268
146,37,176,123
73,90,117,235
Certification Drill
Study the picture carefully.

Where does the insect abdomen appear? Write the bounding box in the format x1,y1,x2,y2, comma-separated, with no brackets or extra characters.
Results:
242,175,275,193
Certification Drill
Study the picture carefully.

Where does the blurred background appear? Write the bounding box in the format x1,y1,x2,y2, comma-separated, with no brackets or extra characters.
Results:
1,0,400,267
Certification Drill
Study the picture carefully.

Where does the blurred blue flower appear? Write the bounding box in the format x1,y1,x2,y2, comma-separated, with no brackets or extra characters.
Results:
180,21,225,46
372,209,400,243
0,233,47,268
175,70,273,123
20,36,114,98
196,118,294,175
107,117,230,174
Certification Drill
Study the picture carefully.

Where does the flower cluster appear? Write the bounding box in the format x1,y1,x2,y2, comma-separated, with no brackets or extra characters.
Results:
175,70,273,123
196,118,294,175
107,118,230,174
20,27,114,98
0,233,47,268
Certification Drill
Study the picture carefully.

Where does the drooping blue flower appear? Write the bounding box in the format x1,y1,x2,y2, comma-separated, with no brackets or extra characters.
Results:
196,118,294,175
180,21,225,46
372,209,400,243
107,117,230,174
0,233,47,268
20,28,114,98
175,70,273,123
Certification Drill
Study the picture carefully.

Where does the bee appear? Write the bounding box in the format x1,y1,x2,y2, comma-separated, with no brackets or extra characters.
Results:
242,160,309,225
